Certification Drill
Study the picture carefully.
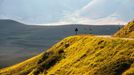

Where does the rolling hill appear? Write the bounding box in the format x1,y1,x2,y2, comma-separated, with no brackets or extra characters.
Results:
0,20,122,68
0,35,134,75
113,20,134,38
0,20,134,75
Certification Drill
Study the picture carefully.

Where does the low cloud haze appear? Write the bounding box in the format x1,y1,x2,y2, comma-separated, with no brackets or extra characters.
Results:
0,0,134,25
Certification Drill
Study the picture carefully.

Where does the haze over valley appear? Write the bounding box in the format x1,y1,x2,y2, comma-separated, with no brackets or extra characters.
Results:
0,20,122,68
0,0,134,75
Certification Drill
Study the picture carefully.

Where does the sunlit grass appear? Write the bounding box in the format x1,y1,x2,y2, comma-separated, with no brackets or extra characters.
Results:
0,34,134,75
114,20,134,38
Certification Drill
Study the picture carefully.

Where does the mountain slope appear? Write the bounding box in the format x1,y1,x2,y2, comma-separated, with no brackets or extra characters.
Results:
0,20,122,68
1,35,134,75
113,20,134,38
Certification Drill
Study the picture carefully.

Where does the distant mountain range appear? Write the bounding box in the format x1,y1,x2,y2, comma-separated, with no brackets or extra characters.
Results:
0,20,122,68
1,20,134,75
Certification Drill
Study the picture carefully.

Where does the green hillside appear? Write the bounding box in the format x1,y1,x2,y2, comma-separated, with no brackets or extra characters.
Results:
1,34,134,75
113,20,134,38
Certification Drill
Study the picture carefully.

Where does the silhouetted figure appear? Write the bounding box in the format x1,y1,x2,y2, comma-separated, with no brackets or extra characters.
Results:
75,28,78,35
89,27,92,34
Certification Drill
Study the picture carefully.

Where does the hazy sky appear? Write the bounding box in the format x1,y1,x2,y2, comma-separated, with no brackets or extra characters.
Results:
0,0,91,24
0,0,134,25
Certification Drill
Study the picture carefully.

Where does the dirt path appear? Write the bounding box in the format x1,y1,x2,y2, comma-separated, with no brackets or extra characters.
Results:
96,35,134,41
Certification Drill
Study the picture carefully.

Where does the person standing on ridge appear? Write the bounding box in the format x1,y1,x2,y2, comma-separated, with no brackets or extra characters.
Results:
75,28,78,35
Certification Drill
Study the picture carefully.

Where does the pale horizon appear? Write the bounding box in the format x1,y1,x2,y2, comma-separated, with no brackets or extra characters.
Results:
0,0,134,25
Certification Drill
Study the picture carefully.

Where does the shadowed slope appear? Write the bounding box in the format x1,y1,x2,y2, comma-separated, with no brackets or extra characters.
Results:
0,19,122,68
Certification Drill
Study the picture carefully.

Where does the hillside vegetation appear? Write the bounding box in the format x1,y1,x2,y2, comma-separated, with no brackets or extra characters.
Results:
1,34,134,75
0,20,122,68
0,20,134,75
114,20,134,38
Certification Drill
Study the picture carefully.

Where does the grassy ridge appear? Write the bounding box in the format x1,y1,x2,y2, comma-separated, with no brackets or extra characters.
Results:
1,35,134,75
114,20,134,38
46,35,134,75
0,35,82,75
0,53,42,75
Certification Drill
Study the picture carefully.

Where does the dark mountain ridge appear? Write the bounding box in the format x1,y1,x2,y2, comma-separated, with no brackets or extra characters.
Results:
0,19,123,68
